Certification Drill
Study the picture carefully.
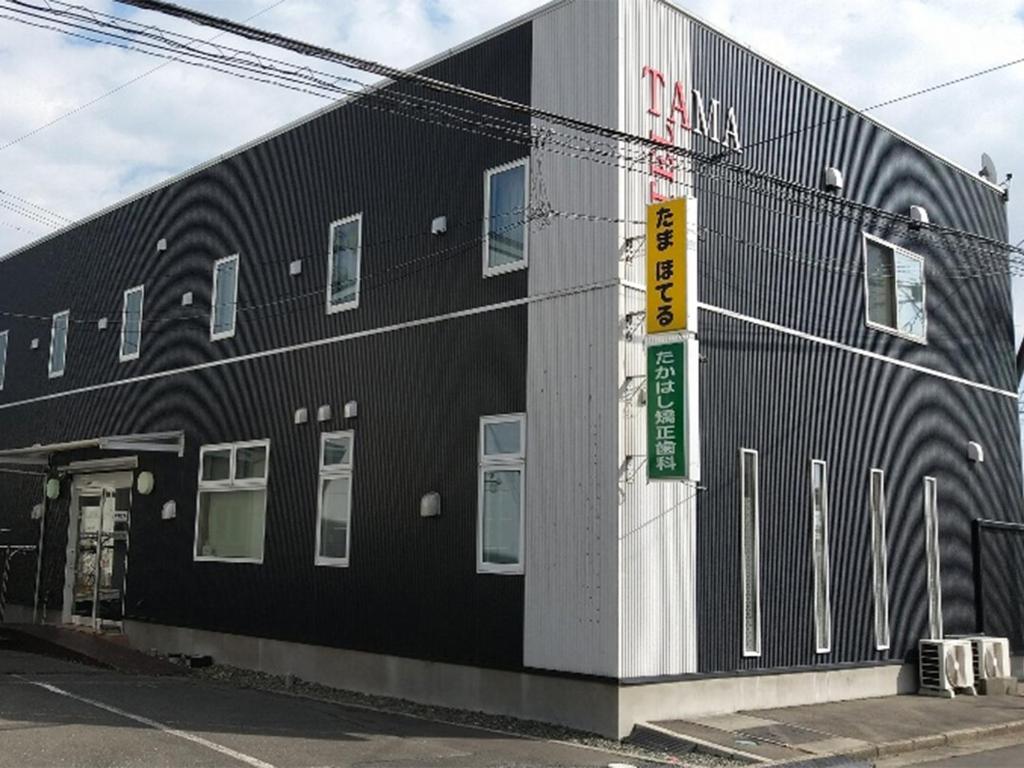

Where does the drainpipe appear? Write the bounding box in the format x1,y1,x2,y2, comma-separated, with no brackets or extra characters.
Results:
1017,337,1024,388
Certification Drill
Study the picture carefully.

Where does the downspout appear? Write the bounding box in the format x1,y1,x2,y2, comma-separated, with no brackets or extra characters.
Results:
1017,337,1024,387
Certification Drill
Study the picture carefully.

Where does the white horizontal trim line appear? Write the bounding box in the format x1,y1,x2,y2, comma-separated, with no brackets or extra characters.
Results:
0,279,619,413
699,302,1017,399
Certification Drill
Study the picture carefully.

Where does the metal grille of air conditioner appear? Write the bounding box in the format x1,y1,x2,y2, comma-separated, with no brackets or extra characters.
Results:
919,641,943,689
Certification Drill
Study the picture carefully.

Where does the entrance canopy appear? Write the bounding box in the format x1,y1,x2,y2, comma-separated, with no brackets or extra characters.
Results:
0,431,185,468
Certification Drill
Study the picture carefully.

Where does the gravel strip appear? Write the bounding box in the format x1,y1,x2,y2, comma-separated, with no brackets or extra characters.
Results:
188,663,743,767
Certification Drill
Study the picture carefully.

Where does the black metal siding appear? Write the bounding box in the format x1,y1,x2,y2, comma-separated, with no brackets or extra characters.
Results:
690,25,1021,672
0,25,532,671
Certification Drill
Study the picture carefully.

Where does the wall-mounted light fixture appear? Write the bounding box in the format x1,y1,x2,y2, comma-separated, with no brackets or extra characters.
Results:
136,471,155,496
420,492,441,518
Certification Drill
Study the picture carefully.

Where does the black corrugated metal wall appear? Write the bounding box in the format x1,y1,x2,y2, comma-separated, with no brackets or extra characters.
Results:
689,24,1022,672
0,25,533,671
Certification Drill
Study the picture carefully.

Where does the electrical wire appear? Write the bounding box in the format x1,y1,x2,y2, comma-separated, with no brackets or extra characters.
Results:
0,0,290,154
3,0,1021,277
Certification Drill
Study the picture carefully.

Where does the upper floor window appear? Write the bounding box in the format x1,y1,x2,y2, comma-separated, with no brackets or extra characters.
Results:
483,159,529,276
120,285,144,362
0,330,8,391
195,440,270,563
863,234,926,343
326,214,362,313
211,254,239,341
49,310,69,379
315,431,355,567
478,413,525,574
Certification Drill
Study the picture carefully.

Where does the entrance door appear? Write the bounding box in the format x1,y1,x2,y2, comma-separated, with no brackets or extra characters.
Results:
67,475,131,629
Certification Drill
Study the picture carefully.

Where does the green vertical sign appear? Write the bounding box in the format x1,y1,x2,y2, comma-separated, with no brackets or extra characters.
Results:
647,341,687,481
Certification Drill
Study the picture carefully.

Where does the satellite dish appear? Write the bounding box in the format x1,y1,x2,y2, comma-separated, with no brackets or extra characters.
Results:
980,153,998,182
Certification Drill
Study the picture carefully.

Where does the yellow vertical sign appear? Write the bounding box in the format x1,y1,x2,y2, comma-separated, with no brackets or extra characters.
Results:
646,198,687,334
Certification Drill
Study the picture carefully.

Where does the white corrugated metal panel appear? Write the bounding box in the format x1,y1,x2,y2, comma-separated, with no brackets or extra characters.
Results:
523,0,622,677
617,0,699,678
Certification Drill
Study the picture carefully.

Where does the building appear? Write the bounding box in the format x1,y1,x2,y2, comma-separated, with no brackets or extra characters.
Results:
0,0,1019,739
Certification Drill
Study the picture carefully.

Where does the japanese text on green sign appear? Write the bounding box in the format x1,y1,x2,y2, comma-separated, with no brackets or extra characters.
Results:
647,341,687,481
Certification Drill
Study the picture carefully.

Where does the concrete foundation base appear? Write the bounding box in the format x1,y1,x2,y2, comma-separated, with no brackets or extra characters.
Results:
122,620,936,739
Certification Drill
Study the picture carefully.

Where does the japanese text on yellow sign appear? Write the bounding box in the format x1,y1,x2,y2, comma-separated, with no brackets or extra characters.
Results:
646,198,687,334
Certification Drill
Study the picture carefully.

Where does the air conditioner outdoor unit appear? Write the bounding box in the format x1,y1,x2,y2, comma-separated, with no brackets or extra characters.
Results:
954,636,1011,681
919,638,976,698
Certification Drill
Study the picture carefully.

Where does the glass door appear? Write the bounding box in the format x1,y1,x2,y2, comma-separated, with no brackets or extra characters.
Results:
71,486,129,627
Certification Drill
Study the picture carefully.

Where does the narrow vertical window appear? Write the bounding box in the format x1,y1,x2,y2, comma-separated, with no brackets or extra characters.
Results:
326,214,361,313
483,159,529,276
810,459,832,653
740,448,761,657
0,330,7,391
869,469,890,650
315,431,354,567
923,476,943,639
210,254,239,341
478,414,525,573
48,310,69,379
119,285,144,362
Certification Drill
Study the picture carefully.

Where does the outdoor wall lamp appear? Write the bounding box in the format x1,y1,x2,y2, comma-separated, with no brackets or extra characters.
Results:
136,471,155,496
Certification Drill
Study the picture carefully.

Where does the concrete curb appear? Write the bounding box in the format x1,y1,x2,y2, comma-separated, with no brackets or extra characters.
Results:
771,717,1024,765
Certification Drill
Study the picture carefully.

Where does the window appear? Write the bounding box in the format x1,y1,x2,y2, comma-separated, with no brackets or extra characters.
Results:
810,459,832,653
195,440,270,562
326,214,361,313
478,414,525,573
869,469,890,650
119,285,144,362
315,431,354,567
210,254,239,341
863,234,926,342
48,310,69,379
740,448,761,657
0,330,7,391
483,159,529,276
923,476,943,639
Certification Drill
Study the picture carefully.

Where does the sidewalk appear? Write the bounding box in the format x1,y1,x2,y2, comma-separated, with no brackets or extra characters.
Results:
634,691,1024,764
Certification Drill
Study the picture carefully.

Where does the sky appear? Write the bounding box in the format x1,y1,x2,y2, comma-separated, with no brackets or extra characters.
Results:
0,0,1022,336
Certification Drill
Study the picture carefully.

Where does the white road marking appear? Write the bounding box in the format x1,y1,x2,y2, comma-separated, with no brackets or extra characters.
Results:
19,678,278,768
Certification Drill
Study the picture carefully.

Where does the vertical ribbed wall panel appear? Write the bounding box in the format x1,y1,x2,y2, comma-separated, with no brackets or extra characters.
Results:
617,0,698,679
523,0,621,677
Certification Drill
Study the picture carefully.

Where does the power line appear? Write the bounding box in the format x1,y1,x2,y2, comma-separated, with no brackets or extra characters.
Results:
6,0,1020,273
106,0,1024,262
0,0,289,153
1,0,1020,284
733,55,1024,156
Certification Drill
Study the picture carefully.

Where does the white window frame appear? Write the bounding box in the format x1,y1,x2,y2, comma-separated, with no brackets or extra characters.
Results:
862,232,927,344
740,448,762,657
193,439,270,564
210,254,240,342
810,459,832,654
48,309,70,379
314,430,355,568
119,284,145,363
325,213,362,315
477,413,526,574
0,329,8,391
482,158,530,277
923,476,943,639
869,468,891,651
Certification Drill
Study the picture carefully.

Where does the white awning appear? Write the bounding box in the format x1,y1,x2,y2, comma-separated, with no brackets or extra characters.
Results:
0,431,185,468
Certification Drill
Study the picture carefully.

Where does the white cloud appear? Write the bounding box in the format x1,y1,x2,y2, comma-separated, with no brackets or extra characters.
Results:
0,0,1021,333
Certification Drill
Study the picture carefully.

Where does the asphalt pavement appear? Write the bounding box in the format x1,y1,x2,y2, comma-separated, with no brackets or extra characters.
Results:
0,639,659,768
